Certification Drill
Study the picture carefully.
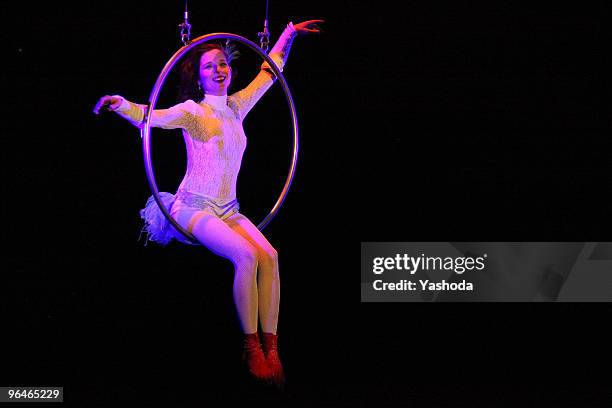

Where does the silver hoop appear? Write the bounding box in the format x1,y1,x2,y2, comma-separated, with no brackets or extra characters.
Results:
141,33,299,245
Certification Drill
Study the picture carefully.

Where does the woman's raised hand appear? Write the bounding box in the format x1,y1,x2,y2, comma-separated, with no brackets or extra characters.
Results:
93,95,123,115
293,20,325,36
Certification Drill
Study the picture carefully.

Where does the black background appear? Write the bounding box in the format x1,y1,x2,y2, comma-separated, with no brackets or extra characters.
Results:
2,1,611,406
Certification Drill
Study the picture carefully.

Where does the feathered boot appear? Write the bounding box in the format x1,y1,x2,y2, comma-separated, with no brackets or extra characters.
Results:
261,332,286,389
242,332,273,383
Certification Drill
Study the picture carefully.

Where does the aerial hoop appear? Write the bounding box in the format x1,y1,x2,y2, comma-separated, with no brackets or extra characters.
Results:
141,33,299,245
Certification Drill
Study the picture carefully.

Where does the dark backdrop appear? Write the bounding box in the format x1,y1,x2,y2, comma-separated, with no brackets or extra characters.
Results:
3,1,610,406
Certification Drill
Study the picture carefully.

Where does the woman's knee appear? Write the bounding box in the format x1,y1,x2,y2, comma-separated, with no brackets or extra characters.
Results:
232,243,259,269
259,246,279,268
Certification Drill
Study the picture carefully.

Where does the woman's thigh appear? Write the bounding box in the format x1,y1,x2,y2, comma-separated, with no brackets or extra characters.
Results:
173,207,255,260
223,213,276,256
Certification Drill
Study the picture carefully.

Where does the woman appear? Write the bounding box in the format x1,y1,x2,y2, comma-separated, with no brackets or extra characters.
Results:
93,19,324,387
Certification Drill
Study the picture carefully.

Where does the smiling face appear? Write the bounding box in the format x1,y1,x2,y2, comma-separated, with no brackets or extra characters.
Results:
199,49,232,96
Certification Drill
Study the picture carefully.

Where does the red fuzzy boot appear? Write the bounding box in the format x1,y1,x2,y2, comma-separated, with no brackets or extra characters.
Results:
242,332,273,383
261,332,286,388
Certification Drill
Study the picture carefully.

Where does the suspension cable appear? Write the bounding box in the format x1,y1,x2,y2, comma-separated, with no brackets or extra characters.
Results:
257,0,270,52
178,0,271,51
178,0,192,45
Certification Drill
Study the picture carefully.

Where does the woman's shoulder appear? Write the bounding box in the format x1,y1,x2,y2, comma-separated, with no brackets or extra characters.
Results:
225,96,241,119
171,99,202,114
181,99,200,107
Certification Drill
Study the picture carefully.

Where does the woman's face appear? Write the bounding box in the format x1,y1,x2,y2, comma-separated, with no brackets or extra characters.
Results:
199,49,232,96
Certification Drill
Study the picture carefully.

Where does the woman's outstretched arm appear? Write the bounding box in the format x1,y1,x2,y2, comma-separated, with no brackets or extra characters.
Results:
93,95,196,130
230,19,324,120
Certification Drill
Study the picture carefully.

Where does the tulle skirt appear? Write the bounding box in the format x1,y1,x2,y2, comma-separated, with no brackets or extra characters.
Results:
138,192,196,246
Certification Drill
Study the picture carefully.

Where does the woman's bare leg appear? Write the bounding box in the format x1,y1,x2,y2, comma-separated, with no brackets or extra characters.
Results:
225,213,280,334
173,209,260,333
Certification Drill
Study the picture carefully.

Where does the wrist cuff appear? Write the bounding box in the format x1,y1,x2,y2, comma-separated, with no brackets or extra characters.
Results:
112,95,128,112
286,22,297,39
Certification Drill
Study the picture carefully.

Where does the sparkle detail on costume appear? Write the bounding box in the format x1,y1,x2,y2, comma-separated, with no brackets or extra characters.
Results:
173,189,239,219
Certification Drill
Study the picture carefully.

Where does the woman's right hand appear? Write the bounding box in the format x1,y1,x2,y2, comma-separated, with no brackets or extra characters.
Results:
93,95,123,115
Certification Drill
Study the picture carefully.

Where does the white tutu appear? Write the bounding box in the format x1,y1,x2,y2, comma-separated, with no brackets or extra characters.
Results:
139,192,196,246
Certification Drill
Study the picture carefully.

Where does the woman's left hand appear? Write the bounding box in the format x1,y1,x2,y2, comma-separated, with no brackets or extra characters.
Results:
293,20,325,36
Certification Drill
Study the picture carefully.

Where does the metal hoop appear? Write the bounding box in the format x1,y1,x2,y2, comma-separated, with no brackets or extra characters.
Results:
141,33,299,245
